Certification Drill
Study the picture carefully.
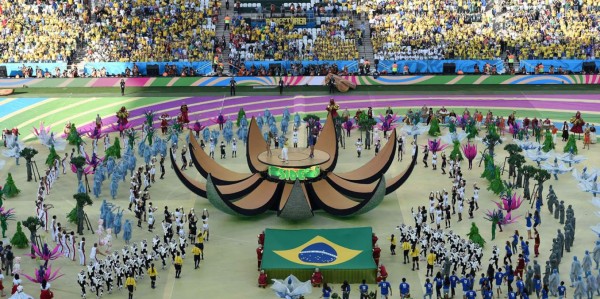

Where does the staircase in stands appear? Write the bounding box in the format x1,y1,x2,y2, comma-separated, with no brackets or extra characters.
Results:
216,0,232,76
354,16,375,68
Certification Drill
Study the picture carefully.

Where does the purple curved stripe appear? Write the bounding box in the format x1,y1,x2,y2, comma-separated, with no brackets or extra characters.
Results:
87,94,600,132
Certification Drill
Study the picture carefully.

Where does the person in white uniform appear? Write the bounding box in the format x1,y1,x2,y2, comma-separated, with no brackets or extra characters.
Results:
281,139,289,163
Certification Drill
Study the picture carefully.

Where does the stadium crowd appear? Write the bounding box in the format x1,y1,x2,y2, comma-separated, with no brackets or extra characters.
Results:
368,0,599,61
0,0,598,76
226,13,359,70
0,0,83,63
82,0,221,62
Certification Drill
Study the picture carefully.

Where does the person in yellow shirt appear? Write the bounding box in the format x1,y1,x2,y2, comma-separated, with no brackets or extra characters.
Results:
174,252,184,278
196,231,206,260
192,245,202,269
426,250,436,277
148,263,158,289
410,245,420,271
125,273,136,299
388,234,397,255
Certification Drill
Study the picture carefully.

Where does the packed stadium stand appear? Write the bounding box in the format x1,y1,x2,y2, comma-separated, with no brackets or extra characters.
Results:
0,0,598,76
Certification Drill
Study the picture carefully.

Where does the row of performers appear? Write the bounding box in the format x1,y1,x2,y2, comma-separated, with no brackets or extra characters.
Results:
112,105,192,127
75,105,194,136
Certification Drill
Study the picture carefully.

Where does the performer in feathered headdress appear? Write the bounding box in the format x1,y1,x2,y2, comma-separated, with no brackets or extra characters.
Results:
180,104,190,123
160,113,170,134
570,110,585,139
116,107,129,126
326,98,340,118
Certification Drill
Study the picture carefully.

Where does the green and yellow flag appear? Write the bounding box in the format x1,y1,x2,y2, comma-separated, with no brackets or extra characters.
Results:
262,227,376,270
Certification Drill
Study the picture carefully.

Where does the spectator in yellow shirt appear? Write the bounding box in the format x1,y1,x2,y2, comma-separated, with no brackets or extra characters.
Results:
174,252,184,278
125,273,136,299
192,246,202,269
147,263,158,289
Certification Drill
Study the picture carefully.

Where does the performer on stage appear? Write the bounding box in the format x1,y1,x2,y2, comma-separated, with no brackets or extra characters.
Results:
311,268,323,287
116,107,129,126
180,105,190,124
160,114,169,135
570,111,585,139
354,109,363,122
95,114,102,130
584,127,591,150
326,98,340,118
562,121,570,142
258,270,268,288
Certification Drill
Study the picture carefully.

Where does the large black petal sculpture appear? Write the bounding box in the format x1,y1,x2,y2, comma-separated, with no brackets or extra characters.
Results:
171,113,417,219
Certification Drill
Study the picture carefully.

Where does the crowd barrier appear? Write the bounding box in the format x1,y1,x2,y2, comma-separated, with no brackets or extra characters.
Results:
83,62,213,76
378,60,506,74
2,60,599,78
1,63,67,77
520,60,600,73
1,74,598,88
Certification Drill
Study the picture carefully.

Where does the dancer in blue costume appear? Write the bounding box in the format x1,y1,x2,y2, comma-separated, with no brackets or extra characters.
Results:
113,208,123,238
294,113,301,129
123,219,132,244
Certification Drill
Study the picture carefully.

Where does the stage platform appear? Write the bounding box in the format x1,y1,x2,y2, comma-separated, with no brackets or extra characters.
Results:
262,227,377,283
257,148,330,168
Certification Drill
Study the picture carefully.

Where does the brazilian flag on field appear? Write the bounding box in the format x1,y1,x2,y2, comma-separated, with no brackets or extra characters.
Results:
262,227,376,270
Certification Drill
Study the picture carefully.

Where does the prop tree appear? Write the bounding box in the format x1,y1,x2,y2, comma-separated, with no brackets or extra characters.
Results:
506,150,525,186
71,156,86,182
45,145,60,168
10,221,28,249
0,207,16,238
521,165,537,200
533,168,551,203
467,222,485,247
487,167,505,195
357,113,377,146
236,108,246,127
428,117,441,136
504,144,522,157
484,210,502,240
20,147,39,182
482,124,502,158
105,137,121,159
3,173,20,198
449,141,464,162
22,216,43,256
67,123,83,150
466,119,479,141
563,134,578,154
481,154,496,181
541,130,555,152
73,192,93,235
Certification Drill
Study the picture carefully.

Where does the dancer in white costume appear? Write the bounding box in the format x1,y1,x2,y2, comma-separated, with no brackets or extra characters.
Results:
541,158,572,180
525,148,552,167
281,139,289,163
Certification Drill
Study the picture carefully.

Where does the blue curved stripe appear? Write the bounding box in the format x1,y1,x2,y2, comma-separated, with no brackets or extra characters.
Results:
510,75,573,85
0,98,48,118
0,78,36,87
373,76,424,83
